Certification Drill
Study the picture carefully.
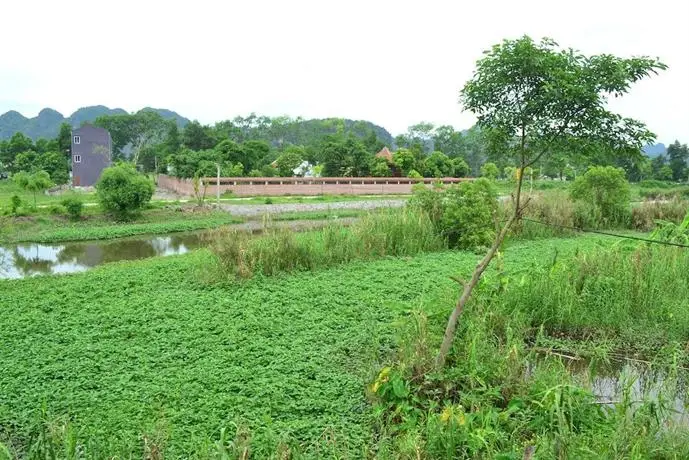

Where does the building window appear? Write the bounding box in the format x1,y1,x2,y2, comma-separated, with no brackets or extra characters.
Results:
74,155,82,163
73,135,81,144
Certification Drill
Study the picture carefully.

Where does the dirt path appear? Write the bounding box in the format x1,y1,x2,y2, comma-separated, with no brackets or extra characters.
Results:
218,199,407,217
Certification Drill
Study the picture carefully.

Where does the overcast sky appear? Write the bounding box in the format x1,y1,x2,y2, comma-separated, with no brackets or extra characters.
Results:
2,0,688,142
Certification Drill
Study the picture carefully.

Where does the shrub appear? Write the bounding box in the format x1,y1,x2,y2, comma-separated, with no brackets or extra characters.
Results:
409,179,497,249
570,166,630,226
480,162,499,180
407,169,423,179
9,195,21,215
96,164,154,219
61,196,84,220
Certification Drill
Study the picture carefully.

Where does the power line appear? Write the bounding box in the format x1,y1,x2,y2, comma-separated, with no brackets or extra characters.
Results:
519,217,689,249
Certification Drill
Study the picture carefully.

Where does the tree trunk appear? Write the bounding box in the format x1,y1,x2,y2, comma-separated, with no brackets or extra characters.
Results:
435,164,526,369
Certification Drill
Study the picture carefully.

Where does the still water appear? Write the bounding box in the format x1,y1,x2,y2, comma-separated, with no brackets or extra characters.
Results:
534,354,689,425
0,218,355,280
0,233,205,279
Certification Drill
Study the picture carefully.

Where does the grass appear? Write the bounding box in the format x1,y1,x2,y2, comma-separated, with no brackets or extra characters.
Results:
0,181,97,207
208,209,444,278
369,241,689,458
0,207,243,243
0,235,626,457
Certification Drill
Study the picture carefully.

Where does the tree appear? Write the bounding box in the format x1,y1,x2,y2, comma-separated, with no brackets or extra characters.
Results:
480,162,499,180
667,141,689,182
435,36,665,368
241,140,271,173
275,146,304,177
95,111,169,164
57,122,73,158
320,134,371,177
463,126,486,175
452,158,470,178
2,133,34,171
163,121,181,156
651,154,668,179
370,157,392,177
423,151,454,177
182,121,216,151
13,170,53,207
39,151,70,184
433,125,467,159
397,122,435,154
96,164,154,219
659,165,673,181
392,148,416,176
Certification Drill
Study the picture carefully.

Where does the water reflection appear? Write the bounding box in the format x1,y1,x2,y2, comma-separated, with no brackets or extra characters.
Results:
532,355,689,425
0,233,204,279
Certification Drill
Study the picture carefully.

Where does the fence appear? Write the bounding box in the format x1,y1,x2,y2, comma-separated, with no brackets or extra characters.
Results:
157,175,470,197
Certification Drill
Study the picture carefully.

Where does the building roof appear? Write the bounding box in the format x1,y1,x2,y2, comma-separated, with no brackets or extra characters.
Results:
376,147,393,162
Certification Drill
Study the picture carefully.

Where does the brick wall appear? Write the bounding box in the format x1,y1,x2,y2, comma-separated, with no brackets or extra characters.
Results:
157,175,472,197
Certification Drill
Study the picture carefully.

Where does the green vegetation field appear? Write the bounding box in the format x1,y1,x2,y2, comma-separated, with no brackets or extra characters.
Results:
0,207,242,244
0,235,653,457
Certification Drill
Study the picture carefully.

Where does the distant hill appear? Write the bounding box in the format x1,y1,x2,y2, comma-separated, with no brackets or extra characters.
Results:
0,106,395,148
643,143,666,157
0,106,190,140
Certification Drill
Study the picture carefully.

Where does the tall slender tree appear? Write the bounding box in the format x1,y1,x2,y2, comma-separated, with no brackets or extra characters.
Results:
436,36,666,368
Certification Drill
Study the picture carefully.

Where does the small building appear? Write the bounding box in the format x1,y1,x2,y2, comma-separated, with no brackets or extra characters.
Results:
376,146,394,163
71,124,112,187
375,146,401,177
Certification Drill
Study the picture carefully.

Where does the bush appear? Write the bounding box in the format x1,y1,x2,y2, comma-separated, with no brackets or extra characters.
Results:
96,164,155,219
407,169,423,179
9,195,21,215
61,196,84,220
409,179,497,249
480,162,499,180
570,166,630,226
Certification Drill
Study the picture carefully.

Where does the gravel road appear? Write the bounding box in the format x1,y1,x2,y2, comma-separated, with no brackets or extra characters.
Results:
219,199,407,217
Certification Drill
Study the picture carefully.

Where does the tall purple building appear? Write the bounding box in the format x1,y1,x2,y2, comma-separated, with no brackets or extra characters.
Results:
71,124,112,186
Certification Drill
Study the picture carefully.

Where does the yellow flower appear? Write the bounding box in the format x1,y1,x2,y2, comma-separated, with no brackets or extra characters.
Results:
371,367,392,394
440,405,466,425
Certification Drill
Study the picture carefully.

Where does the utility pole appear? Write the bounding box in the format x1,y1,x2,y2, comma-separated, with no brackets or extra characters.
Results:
216,163,221,207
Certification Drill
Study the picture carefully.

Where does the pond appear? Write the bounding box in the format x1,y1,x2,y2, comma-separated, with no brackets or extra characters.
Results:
0,218,355,280
0,233,205,279
535,353,689,426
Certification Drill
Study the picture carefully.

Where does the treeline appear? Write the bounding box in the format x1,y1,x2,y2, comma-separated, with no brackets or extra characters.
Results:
1,109,687,183
89,112,487,179
0,124,72,183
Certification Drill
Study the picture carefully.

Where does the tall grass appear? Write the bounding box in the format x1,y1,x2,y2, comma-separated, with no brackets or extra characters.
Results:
631,198,689,231
207,208,445,279
497,245,689,349
370,243,689,459
508,192,689,238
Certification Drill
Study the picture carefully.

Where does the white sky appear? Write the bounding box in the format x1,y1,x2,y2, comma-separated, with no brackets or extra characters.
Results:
1,0,688,142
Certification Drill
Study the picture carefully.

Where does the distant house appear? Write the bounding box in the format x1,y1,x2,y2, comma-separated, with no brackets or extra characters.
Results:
375,146,401,177
376,146,394,163
71,124,112,186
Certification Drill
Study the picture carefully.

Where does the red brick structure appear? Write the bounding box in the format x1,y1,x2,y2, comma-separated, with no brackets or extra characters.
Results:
157,175,470,197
